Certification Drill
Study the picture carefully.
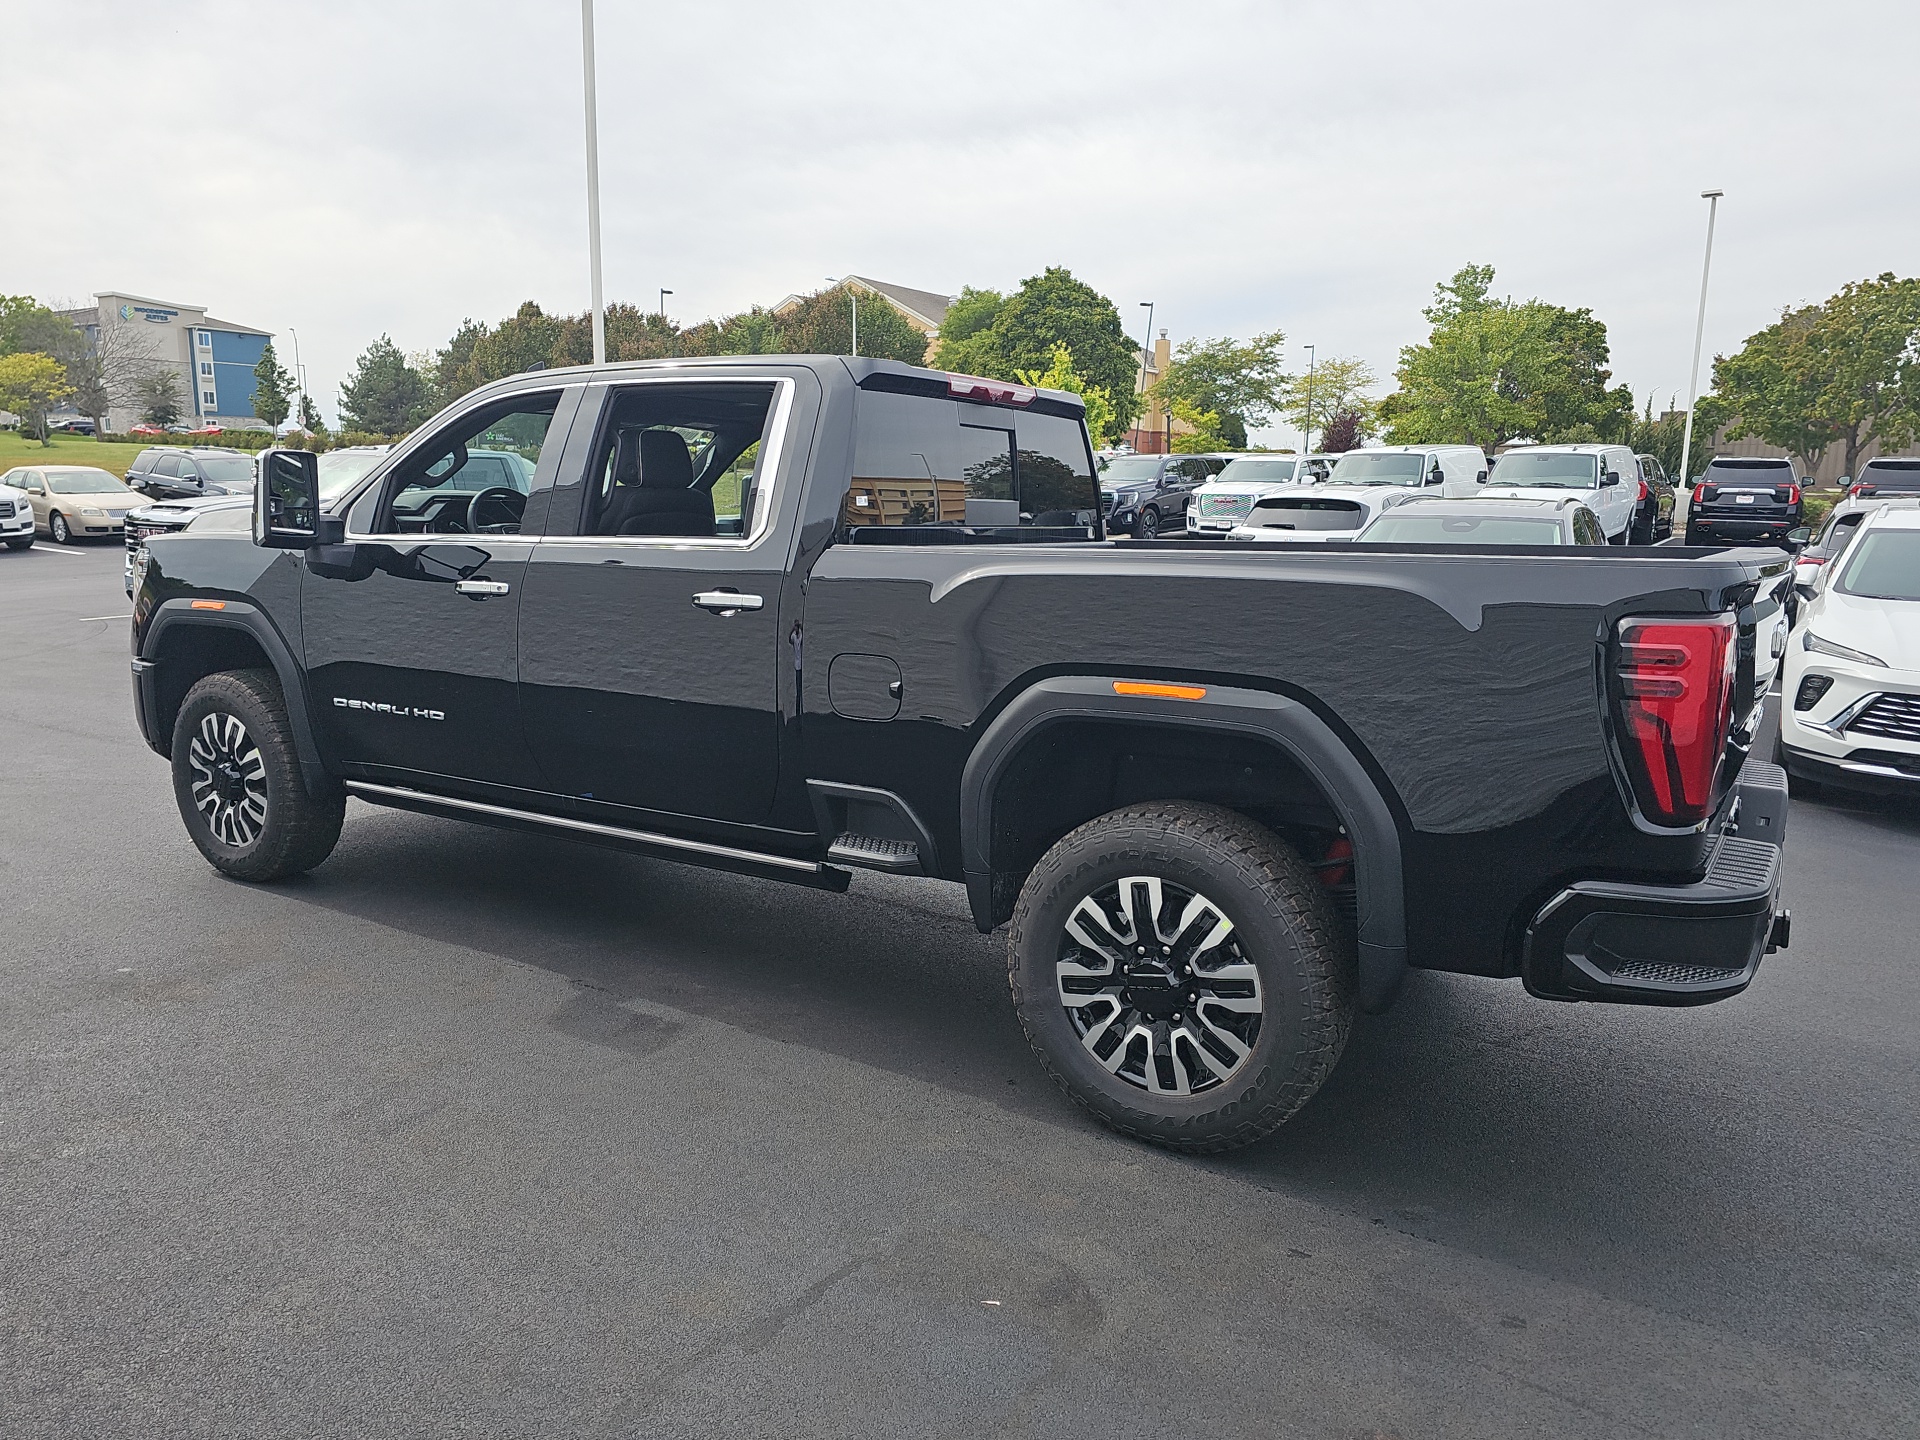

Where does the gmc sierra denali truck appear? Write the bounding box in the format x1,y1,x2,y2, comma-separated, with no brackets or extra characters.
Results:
130,356,1795,1152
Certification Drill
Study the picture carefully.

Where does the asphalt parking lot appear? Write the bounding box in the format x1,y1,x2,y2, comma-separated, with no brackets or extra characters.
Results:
4,539,1917,1439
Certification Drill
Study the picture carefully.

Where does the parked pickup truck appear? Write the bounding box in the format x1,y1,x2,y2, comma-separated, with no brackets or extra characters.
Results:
130,356,1796,1153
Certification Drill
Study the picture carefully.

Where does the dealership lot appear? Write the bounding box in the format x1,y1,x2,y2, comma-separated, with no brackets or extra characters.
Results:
4,542,1918,1438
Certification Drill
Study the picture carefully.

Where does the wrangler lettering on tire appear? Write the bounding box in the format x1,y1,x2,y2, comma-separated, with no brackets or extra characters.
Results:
1007,802,1355,1153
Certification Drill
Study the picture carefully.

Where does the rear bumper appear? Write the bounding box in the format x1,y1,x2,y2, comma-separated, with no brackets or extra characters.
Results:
1780,743,1920,794
1521,759,1790,1006
1688,513,1797,544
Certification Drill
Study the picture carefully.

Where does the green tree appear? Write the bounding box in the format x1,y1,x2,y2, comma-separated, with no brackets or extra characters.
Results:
251,342,293,434
928,269,1141,432
298,392,325,432
1013,341,1119,448
137,369,183,428
0,297,99,433
1148,332,1291,450
1280,356,1378,446
430,318,489,408
1168,399,1230,453
448,301,565,398
929,286,1006,374
1380,264,1632,448
1711,273,1920,481
0,352,72,444
774,284,929,362
339,334,431,434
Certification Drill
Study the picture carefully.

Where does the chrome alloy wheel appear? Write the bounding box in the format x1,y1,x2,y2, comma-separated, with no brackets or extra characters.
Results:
188,711,268,847
1056,875,1263,1097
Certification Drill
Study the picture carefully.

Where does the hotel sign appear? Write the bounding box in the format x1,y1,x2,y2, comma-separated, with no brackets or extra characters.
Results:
119,304,179,324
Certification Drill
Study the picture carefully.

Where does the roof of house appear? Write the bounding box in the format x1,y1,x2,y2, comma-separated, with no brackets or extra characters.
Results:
845,276,954,331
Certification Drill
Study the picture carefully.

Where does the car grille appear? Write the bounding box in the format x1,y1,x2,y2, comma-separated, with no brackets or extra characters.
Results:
1848,693,1920,744
1196,494,1255,521
0,500,13,518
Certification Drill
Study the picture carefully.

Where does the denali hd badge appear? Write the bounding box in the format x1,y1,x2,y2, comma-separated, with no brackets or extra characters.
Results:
334,698,445,720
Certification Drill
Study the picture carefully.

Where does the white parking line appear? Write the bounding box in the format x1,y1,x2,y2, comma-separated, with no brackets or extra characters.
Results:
17,543,85,555
76,614,132,622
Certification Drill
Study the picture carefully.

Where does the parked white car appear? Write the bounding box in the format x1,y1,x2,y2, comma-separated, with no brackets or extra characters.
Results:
1225,486,1411,542
1776,505,1920,795
0,474,34,550
1483,444,1639,542
1324,445,1489,496
1187,453,1333,534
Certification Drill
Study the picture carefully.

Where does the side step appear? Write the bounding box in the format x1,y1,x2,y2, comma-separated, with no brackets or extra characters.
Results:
827,832,921,874
342,780,852,892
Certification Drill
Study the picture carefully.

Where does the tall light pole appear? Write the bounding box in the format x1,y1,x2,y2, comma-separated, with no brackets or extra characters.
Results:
1301,344,1317,455
658,289,672,319
1137,302,1154,450
580,0,606,365
1678,189,1724,489
288,326,306,428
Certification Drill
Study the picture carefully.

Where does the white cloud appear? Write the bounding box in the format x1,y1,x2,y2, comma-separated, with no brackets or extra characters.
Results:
7,0,1917,430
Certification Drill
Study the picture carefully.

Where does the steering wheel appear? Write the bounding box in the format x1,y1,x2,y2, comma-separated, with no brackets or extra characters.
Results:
466,487,526,533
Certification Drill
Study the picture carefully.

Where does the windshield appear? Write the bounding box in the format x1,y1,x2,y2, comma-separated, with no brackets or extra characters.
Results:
1214,458,1297,484
1098,457,1164,484
197,455,256,487
318,450,389,502
1328,452,1425,486
1489,452,1598,488
1705,460,1793,485
46,468,126,494
1362,514,1565,544
1835,529,1920,601
1252,497,1363,530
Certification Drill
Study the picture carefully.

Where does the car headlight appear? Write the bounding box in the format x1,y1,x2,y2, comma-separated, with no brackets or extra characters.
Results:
1802,631,1886,667
80,506,106,517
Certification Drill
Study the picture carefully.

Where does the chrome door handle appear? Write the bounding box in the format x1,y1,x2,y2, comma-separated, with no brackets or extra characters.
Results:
692,590,763,614
455,578,511,598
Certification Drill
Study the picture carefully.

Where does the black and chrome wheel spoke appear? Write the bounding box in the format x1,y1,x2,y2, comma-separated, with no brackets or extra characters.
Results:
186,710,268,848
1055,873,1263,1097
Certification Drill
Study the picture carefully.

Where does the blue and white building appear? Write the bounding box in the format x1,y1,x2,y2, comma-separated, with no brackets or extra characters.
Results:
58,292,272,432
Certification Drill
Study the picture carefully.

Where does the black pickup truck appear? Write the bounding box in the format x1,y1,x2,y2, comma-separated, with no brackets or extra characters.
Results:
130,356,1795,1152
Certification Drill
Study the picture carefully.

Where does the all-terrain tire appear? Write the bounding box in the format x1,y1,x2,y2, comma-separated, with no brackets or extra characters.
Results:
1008,802,1355,1153
171,668,345,881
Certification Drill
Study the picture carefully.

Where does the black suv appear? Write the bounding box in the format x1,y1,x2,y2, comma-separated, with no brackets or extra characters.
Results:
1848,457,1920,498
1096,453,1226,538
1684,456,1804,547
1632,453,1675,543
126,447,258,501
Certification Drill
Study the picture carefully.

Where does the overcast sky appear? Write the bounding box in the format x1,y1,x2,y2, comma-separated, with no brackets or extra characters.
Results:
9,0,1918,437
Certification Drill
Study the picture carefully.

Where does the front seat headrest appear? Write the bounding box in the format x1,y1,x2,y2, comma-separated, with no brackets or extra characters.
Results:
639,429,694,490
612,429,645,485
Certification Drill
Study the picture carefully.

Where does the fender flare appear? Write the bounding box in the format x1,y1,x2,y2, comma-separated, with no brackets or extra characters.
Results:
138,599,332,798
959,676,1409,1013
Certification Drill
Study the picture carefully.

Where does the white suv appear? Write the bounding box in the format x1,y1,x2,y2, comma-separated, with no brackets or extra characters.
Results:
1187,453,1333,534
1483,443,1639,542
1776,504,1920,795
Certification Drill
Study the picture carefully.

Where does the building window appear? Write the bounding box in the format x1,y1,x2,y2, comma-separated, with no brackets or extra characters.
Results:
199,361,213,377
203,391,217,407
197,331,212,348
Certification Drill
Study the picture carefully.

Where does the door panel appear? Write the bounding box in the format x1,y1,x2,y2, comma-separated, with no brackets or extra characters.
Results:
303,539,541,786
516,544,785,823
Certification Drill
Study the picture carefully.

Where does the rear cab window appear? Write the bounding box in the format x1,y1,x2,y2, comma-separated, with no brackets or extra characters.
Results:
846,384,1099,538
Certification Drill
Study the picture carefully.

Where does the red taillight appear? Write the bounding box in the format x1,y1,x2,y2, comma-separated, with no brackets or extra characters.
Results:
1801,554,1828,566
1852,482,1877,497
1776,484,1800,504
1692,483,1710,505
1612,615,1737,827
944,372,1035,406
1638,478,1649,502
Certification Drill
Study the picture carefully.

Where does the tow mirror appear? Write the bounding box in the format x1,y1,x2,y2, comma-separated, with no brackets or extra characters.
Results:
254,448,341,548
1426,467,1444,486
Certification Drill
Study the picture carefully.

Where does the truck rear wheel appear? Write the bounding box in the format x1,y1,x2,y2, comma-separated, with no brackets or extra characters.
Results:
171,669,345,882
1007,802,1354,1153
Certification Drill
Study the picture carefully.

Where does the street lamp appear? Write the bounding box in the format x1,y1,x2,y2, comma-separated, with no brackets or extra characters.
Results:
1677,189,1724,490
1137,302,1154,450
288,326,306,429
579,0,606,365
659,289,673,319
1302,344,1317,455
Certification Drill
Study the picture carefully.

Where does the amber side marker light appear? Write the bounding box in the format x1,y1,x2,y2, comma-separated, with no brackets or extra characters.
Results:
1113,680,1207,701
188,600,227,610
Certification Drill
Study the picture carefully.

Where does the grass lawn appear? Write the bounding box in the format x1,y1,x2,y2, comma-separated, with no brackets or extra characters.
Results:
0,431,151,478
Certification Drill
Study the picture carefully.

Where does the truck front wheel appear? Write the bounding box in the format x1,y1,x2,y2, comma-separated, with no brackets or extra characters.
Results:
1007,802,1354,1153
171,669,345,882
